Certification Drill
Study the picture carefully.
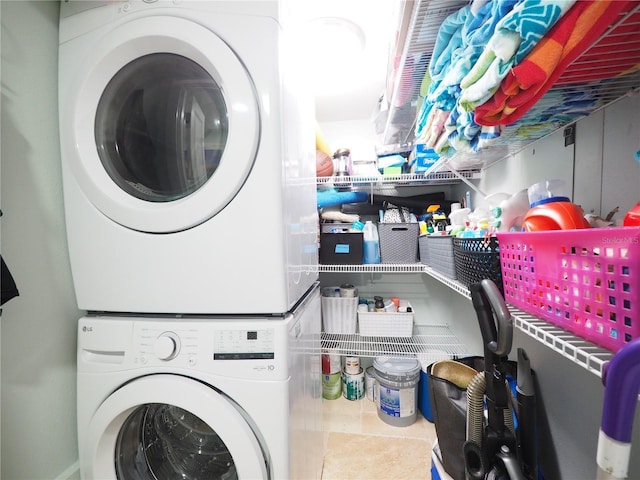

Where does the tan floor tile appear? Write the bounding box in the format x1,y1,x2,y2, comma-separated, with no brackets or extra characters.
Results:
361,410,435,441
321,432,431,480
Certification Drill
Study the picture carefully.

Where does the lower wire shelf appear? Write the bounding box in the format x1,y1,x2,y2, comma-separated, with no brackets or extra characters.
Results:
423,267,614,377
319,263,615,376
321,324,469,359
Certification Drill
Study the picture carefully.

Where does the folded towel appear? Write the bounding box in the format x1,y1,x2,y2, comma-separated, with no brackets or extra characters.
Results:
459,0,576,111
415,6,470,137
428,0,519,111
475,0,635,126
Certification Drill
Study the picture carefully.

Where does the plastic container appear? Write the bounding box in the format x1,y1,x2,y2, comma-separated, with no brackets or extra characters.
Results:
373,356,421,427
378,222,419,263
521,202,591,231
365,366,377,402
527,179,570,207
423,234,457,280
498,227,640,352
358,303,414,337
363,221,381,264
416,350,450,422
321,287,359,334
452,236,502,294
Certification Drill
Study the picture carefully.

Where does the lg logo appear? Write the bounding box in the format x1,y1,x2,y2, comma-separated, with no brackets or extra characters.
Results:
82,326,93,332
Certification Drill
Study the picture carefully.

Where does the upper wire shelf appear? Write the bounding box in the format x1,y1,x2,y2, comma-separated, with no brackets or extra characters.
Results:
380,0,640,169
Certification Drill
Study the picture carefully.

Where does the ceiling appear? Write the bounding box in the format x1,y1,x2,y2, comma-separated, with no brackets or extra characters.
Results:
290,0,398,123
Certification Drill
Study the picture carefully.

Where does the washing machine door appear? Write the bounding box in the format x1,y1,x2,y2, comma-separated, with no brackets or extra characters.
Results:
64,16,259,233
84,375,269,480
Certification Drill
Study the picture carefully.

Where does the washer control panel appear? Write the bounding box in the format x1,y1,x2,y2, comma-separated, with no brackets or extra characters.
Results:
79,316,292,380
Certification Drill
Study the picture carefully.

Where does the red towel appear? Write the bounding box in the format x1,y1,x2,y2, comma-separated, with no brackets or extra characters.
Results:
475,0,637,126
556,9,640,85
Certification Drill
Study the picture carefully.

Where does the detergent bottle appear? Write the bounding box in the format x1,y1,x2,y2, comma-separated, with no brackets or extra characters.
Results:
363,221,381,264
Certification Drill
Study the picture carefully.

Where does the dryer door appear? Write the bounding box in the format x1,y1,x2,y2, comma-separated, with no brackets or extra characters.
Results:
63,16,259,233
84,375,269,480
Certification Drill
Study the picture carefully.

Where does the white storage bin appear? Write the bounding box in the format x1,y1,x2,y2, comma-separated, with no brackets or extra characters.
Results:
358,303,414,337
321,289,359,334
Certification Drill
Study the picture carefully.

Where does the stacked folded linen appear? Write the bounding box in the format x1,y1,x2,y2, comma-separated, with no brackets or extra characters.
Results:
459,0,576,111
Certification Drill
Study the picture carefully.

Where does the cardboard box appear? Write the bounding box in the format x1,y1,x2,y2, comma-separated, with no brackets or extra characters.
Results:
409,144,439,173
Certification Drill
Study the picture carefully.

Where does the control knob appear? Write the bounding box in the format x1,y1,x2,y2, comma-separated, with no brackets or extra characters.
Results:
153,332,180,361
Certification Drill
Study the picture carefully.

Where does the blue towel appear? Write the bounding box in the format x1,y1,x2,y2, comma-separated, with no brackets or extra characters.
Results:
317,189,369,209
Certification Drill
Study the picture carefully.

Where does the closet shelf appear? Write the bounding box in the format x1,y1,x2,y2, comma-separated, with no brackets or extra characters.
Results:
423,266,614,377
320,263,614,376
379,0,640,169
317,170,480,189
318,263,426,273
321,325,468,359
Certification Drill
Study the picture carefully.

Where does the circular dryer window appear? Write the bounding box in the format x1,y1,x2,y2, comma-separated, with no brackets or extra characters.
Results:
64,15,260,233
95,53,229,203
116,403,238,479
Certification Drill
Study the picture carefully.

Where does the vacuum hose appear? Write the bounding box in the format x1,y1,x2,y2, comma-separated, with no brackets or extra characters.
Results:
467,371,486,445
465,371,517,480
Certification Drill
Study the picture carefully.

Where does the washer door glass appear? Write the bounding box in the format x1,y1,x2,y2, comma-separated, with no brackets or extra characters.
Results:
95,53,228,203
116,403,237,479
85,375,268,479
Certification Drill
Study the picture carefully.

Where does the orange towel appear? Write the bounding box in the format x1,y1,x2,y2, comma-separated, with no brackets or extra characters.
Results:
475,0,636,126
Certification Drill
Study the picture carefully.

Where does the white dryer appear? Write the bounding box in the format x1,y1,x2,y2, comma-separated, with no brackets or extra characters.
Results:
58,0,318,314
76,285,323,480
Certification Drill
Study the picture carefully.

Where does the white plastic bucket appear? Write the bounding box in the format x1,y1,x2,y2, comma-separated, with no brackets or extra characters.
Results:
374,356,421,427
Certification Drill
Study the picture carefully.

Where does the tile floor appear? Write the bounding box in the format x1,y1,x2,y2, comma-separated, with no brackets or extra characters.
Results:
321,394,437,479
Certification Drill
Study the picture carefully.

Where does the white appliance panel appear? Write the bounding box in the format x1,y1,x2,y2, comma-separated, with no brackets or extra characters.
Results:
77,284,322,480
58,0,318,314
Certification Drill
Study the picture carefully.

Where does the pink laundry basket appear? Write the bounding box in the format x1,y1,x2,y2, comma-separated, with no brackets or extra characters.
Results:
497,227,640,352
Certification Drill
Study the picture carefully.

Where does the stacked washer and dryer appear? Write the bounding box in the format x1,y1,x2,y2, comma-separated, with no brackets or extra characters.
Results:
58,1,322,479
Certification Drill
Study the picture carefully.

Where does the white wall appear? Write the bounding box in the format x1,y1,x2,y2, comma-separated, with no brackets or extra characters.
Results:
451,95,640,479
1,2,82,478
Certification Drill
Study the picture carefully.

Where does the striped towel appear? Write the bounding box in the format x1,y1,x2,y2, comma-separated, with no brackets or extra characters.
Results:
459,0,576,112
475,0,636,126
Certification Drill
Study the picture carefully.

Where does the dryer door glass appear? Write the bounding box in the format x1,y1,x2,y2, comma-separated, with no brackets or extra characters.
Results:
115,403,238,479
95,53,229,202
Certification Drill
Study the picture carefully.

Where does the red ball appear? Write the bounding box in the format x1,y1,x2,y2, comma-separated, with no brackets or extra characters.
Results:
316,150,334,177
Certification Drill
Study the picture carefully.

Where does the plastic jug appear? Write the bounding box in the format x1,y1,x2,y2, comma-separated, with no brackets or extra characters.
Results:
363,221,381,264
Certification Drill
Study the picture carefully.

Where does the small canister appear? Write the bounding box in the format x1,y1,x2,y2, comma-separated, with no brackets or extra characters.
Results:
339,284,357,297
321,345,341,374
365,366,377,402
322,372,342,400
342,367,364,401
332,148,352,177
344,356,360,374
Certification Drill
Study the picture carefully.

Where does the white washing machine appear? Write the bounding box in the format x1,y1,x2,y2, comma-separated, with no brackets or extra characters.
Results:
77,284,323,480
58,0,318,314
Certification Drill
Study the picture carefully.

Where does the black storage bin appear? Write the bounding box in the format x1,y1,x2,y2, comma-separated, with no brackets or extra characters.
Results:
319,223,363,265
